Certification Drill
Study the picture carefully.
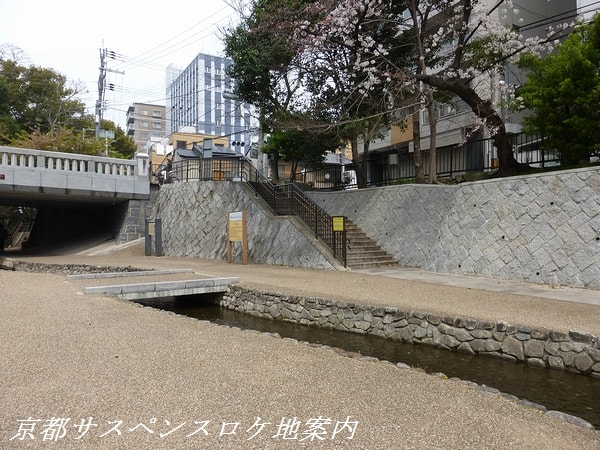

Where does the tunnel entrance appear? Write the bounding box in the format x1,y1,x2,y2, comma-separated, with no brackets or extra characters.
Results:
0,201,129,255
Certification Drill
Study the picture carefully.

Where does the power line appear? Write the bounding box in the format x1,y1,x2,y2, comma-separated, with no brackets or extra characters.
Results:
112,4,234,73
517,1,600,32
98,5,238,127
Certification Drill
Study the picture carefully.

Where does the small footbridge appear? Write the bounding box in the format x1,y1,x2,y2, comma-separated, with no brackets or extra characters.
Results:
68,268,239,301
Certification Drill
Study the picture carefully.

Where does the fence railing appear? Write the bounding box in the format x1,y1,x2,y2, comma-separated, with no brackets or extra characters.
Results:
240,161,346,266
151,158,245,184
1,146,149,177
300,133,562,190
156,157,346,265
0,146,150,199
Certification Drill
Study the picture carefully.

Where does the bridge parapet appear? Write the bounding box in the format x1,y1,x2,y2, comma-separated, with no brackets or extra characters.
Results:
0,146,150,203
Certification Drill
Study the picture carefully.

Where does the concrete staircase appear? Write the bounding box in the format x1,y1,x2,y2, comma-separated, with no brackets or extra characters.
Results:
345,220,399,269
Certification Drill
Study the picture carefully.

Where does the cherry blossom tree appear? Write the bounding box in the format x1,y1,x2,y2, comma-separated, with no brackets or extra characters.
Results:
225,0,409,186
282,0,410,186
290,0,575,176
225,0,576,180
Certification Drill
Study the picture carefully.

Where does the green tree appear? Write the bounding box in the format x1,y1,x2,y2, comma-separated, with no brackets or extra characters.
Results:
262,128,342,181
224,0,304,180
0,58,87,138
0,73,20,142
224,0,407,187
518,16,600,166
0,54,136,158
9,118,135,158
101,120,137,159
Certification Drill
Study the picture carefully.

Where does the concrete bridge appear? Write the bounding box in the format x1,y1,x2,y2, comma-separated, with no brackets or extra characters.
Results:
0,146,151,250
0,146,150,206
67,269,240,301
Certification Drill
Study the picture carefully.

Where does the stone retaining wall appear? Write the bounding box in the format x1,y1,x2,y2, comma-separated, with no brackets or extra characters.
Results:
221,286,600,378
153,181,335,269
308,167,600,289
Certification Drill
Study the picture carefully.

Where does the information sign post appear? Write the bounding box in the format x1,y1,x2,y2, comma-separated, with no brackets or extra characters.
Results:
227,210,248,264
332,216,346,267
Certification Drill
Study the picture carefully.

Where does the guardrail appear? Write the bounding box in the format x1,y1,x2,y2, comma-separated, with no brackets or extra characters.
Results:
0,146,150,200
0,146,148,176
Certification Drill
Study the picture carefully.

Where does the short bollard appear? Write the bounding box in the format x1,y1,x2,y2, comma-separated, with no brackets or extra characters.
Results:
145,217,163,257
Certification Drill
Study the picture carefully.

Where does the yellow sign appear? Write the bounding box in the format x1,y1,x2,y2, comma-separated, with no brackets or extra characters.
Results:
229,218,244,242
227,210,248,264
332,216,345,232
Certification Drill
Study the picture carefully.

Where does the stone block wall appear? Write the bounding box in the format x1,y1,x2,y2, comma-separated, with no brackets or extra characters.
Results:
221,286,600,377
308,184,456,268
115,185,163,244
153,181,335,269
308,167,600,289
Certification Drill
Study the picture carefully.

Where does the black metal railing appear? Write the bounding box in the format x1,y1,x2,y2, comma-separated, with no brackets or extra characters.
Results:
153,157,346,266
300,133,563,190
151,158,246,184
241,161,346,266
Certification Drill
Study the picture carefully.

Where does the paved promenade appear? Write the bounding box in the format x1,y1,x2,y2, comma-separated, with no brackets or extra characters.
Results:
1,243,600,449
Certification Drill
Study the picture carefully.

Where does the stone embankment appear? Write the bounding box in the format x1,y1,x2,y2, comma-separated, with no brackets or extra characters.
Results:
221,286,600,378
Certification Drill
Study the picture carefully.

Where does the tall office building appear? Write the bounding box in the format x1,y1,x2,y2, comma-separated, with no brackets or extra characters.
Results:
167,53,252,154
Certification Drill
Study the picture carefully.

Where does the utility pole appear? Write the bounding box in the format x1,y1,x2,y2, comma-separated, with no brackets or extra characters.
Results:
95,47,124,139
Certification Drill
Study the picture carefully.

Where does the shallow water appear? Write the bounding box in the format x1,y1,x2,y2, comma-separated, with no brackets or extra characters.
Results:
136,295,600,428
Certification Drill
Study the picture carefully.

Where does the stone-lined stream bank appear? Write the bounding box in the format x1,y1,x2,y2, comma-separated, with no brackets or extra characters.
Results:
221,286,600,378
5,260,599,429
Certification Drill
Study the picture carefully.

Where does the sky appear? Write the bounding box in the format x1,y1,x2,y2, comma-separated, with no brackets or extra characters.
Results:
2,0,599,131
0,0,240,129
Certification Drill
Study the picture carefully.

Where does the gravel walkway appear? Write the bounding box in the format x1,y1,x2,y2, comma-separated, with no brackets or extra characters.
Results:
1,249,600,449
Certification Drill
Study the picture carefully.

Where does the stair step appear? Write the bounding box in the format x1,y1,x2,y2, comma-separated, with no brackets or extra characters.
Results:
347,242,386,251
347,248,389,255
344,219,398,269
347,260,400,269
348,255,395,260
250,181,397,269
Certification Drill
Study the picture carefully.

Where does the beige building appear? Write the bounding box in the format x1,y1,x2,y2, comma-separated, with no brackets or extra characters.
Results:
126,103,167,153
169,128,229,152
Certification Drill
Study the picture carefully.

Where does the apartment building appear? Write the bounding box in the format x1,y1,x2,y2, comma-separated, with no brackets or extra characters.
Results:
126,103,167,153
363,0,585,184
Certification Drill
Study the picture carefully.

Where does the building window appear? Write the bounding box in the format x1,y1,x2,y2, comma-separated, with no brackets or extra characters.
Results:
141,121,149,128
152,121,162,129
152,109,162,117
422,98,470,123
141,109,149,116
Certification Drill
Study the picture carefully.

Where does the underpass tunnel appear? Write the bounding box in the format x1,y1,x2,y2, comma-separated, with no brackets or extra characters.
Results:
0,201,129,254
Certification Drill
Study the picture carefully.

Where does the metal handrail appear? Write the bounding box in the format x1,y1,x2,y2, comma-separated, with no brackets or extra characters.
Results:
241,161,346,266
151,157,346,266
